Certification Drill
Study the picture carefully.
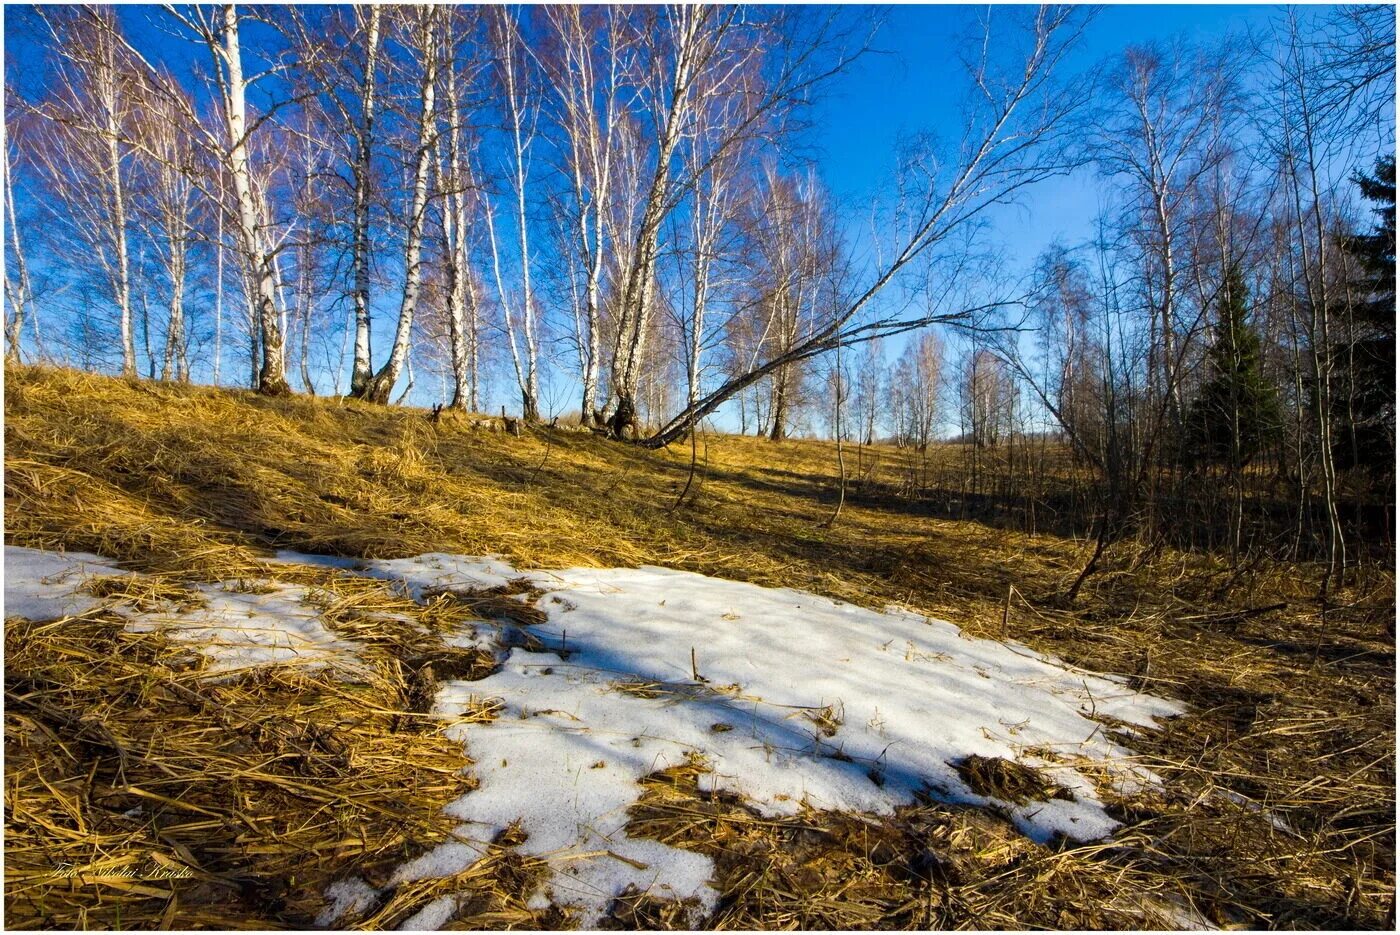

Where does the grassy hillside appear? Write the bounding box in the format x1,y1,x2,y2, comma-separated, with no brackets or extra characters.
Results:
4,364,1395,929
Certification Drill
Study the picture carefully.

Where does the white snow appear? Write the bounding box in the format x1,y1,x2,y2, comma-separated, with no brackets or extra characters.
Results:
316,877,382,927
125,581,364,675
398,895,460,931
3,546,127,620
347,554,1185,928
5,546,361,675
8,545,1187,928
273,549,521,601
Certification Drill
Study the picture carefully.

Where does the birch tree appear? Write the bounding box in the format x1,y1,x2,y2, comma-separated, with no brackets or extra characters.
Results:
1267,11,1349,589
296,4,386,397
482,7,542,422
30,6,138,375
135,83,199,382
354,5,439,404
668,66,747,433
436,6,484,411
603,4,864,439
350,5,382,397
1093,40,1242,435
165,3,293,394
542,4,631,427
3,117,35,363
752,167,829,441
890,333,943,450
644,5,1090,448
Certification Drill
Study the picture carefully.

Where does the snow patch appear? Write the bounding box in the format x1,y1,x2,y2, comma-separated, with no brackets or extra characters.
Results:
273,549,521,601
8,546,1187,928
5,546,362,675
356,554,1185,927
398,895,459,931
125,581,363,674
316,877,381,927
3,546,126,620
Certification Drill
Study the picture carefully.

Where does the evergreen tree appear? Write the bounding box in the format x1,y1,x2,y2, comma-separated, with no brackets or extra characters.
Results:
1334,156,1396,476
1186,265,1284,471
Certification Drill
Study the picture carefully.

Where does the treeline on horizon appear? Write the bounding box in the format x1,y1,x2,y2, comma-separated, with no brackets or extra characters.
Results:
2,4,1394,584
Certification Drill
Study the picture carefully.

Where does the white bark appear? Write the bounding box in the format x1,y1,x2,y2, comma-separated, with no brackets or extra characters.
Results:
360,6,437,403
438,34,475,411
145,96,196,382
3,127,34,362
349,4,381,397
29,7,137,375
485,8,540,421
545,5,625,426
100,42,135,376
213,170,225,384
646,7,1085,448
214,3,290,394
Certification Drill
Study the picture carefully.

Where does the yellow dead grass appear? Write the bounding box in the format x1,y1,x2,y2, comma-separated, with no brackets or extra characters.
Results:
4,363,1395,929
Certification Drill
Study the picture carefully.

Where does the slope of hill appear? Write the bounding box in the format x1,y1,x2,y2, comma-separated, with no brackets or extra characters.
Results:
4,364,1394,929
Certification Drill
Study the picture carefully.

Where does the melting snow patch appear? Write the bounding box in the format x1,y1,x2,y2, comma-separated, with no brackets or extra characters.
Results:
5,546,362,675
273,549,520,601
3,546,126,620
344,555,1186,928
7,546,1186,927
125,581,363,675
316,877,382,927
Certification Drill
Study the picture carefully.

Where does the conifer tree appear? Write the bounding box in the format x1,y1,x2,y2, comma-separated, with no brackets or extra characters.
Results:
1186,265,1283,471
1334,156,1395,476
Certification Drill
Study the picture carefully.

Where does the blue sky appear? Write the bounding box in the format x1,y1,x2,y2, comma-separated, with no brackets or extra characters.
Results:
6,4,1385,427
807,4,1285,267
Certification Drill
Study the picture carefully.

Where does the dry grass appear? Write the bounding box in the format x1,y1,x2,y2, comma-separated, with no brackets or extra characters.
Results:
2,557,562,930
4,363,1395,929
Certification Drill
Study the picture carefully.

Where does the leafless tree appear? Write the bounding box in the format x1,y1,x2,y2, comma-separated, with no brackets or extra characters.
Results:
889,332,943,451
601,4,866,439
28,6,141,375
3,115,36,363
350,6,440,403
963,347,1017,449
1092,39,1245,433
132,80,201,382
1265,10,1351,589
482,6,542,421
296,3,388,398
644,5,1091,448
542,5,633,427
436,6,485,411
163,3,295,394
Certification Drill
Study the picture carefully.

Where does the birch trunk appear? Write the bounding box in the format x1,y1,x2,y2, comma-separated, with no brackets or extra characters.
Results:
220,4,289,395
349,4,381,397
607,8,707,438
357,7,436,404
438,55,472,410
485,9,541,421
546,6,622,427
98,33,135,376
161,248,187,381
3,131,32,362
